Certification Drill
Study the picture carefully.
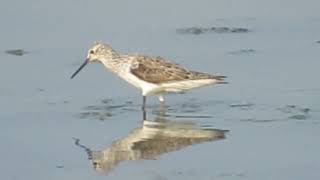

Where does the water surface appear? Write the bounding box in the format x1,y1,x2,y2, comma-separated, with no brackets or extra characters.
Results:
1,0,320,179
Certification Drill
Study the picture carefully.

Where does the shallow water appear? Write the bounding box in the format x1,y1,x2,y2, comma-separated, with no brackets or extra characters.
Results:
1,0,320,179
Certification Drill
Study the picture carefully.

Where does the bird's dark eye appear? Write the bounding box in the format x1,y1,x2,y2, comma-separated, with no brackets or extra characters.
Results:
89,50,95,54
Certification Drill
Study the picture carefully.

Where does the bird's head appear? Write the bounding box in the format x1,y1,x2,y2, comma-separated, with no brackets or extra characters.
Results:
71,41,118,79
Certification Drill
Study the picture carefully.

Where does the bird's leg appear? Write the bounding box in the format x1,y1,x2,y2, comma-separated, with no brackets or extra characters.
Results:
159,95,166,108
142,96,146,111
158,95,165,103
142,107,147,121
158,95,167,118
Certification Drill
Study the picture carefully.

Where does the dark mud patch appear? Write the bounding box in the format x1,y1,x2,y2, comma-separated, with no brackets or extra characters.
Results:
56,165,64,169
78,111,113,120
227,49,256,55
168,114,213,119
5,49,30,56
277,105,311,121
36,88,45,92
229,101,255,109
177,26,250,35
240,118,278,123
217,172,247,178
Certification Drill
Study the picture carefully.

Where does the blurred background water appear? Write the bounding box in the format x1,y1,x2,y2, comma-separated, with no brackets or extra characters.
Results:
0,0,319,179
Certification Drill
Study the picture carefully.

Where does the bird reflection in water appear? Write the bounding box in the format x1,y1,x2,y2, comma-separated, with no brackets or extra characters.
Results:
73,107,229,174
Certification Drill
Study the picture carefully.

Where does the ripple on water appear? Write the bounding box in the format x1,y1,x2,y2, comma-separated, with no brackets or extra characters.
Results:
76,98,223,120
227,102,313,123
75,98,138,120
74,97,315,124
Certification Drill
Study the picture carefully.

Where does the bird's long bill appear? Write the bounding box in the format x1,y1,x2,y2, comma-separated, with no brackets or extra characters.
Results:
71,58,89,79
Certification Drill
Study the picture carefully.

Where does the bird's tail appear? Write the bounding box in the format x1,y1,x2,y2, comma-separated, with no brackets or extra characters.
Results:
215,75,228,84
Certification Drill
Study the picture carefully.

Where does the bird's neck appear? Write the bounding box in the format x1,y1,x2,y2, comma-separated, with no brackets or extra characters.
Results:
100,55,123,74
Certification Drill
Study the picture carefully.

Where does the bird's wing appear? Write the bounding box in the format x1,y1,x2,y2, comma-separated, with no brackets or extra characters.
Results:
130,55,225,84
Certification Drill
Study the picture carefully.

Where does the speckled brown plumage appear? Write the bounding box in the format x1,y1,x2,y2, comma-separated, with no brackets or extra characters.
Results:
130,55,226,84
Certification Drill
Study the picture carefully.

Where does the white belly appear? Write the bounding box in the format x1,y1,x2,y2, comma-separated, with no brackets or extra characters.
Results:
118,70,158,96
160,79,217,92
107,62,217,96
